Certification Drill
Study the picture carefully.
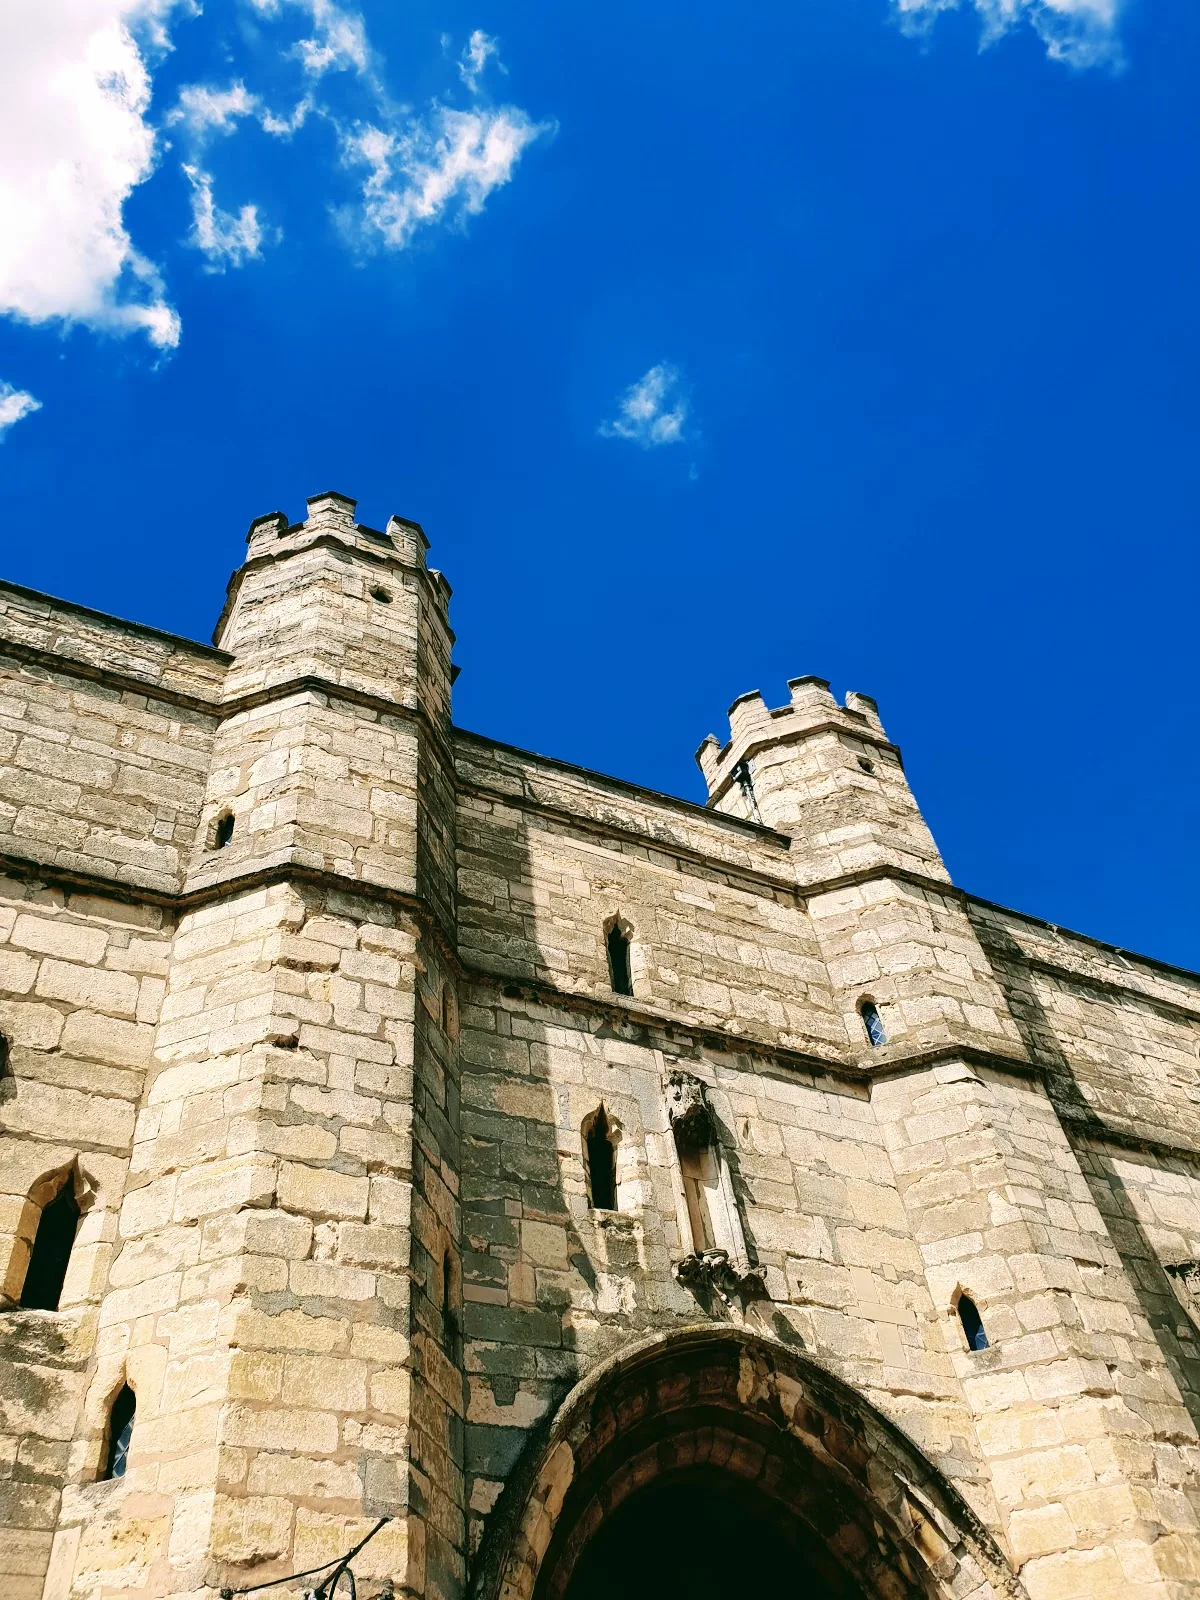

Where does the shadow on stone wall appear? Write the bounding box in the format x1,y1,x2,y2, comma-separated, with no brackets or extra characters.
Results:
457,805,795,1589
967,910,1200,1436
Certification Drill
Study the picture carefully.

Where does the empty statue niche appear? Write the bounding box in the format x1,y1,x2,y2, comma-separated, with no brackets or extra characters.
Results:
583,1105,619,1211
605,917,634,997
955,1291,989,1351
859,997,887,1047
210,810,235,850
666,1071,736,1255
102,1382,136,1480
19,1170,82,1311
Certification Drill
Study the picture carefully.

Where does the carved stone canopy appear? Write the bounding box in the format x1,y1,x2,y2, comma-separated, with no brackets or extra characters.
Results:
665,1068,715,1150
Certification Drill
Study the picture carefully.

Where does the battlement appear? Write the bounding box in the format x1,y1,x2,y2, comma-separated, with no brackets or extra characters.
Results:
696,676,893,800
238,490,452,618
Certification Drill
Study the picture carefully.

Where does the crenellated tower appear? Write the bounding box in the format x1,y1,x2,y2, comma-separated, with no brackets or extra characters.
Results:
42,493,465,1600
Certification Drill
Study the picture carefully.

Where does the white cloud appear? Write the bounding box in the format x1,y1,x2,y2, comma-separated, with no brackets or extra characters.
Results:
347,104,547,250
600,364,689,448
0,2,547,352
260,98,313,137
0,383,41,438
459,30,502,93
892,0,1122,67
0,0,184,348
247,0,369,77
168,82,281,266
183,165,265,268
167,80,260,135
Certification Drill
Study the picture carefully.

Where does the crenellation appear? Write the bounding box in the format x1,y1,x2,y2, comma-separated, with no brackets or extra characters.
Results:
2,492,1199,1600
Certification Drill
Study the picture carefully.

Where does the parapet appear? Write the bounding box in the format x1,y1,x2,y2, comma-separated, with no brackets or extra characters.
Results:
242,491,451,610
696,676,893,802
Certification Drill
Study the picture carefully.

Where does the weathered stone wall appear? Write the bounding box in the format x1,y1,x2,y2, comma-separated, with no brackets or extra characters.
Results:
0,884,170,1595
2,493,1200,1600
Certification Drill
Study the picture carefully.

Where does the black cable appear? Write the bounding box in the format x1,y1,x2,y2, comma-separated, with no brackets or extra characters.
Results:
219,1517,390,1598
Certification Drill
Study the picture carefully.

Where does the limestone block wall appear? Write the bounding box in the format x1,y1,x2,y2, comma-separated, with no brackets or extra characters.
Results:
455,982,1005,1560
807,875,1028,1062
968,901,1200,1150
875,1061,1200,1599
454,737,846,1058
0,601,222,895
0,882,170,1598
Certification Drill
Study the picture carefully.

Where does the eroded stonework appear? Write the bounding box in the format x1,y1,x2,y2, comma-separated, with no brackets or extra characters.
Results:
1,492,1200,1600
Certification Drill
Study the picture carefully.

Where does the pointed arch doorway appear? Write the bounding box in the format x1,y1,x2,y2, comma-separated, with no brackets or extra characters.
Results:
474,1327,1024,1600
560,1468,843,1600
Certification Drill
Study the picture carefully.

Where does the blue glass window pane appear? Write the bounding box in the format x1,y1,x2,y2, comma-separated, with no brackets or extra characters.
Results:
861,1002,887,1047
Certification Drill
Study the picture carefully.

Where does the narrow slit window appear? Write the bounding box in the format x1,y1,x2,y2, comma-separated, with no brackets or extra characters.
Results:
957,1294,989,1351
584,1107,618,1211
212,811,235,850
442,1251,456,1346
103,1385,136,1480
606,922,633,997
0,1030,9,1076
860,1000,887,1047
20,1178,80,1311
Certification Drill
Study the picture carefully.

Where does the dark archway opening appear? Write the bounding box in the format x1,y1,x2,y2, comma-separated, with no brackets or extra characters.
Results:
560,1472,845,1600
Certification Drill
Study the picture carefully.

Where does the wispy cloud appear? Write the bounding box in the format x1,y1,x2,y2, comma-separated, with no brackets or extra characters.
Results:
182,165,265,268
167,80,260,135
168,80,281,268
0,0,185,349
247,0,370,77
459,29,502,93
600,364,690,449
345,104,548,251
892,0,1123,68
0,383,41,438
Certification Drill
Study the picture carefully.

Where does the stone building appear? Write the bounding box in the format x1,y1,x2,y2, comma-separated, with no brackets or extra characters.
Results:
2,490,1199,1600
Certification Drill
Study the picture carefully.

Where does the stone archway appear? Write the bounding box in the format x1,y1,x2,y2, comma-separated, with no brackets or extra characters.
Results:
472,1326,1025,1600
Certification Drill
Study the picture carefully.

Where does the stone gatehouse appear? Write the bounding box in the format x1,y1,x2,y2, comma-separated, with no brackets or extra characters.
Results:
2,491,1199,1600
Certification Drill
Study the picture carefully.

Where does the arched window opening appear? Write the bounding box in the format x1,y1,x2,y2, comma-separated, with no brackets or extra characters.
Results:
212,811,235,850
20,1176,80,1311
606,921,633,997
860,999,887,1048
584,1107,618,1211
957,1294,989,1351
102,1384,136,1480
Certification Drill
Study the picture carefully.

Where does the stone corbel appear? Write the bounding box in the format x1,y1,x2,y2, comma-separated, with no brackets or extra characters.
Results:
673,1247,767,1308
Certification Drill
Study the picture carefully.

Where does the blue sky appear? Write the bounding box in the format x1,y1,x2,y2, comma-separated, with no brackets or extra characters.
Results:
1,0,1198,969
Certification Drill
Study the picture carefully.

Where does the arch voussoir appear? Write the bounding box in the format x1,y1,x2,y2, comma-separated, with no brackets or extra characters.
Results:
475,1327,1027,1600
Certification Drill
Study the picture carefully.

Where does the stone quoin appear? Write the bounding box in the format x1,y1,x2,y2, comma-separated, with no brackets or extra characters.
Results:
1,492,1199,1600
